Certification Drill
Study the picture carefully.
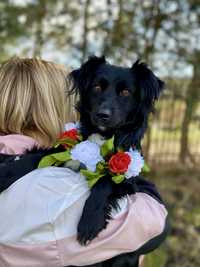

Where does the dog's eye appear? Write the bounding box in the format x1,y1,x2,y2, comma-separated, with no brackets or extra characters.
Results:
93,85,102,93
120,89,130,97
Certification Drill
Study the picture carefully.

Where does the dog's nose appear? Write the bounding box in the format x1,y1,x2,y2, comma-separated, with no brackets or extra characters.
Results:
96,109,111,121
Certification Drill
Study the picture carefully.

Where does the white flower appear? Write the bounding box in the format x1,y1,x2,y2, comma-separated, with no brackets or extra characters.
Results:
88,134,106,146
71,140,103,172
125,149,144,178
64,122,79,131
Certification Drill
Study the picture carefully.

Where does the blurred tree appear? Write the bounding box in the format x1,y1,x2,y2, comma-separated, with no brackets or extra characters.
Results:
180,51,200,164
81,0,91,62
22,0,80,57
0,0,28,61
173,0,200,164
31,0,47,57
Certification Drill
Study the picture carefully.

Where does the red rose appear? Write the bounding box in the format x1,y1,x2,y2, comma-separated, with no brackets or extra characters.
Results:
60,129,79,141
108,152,131,174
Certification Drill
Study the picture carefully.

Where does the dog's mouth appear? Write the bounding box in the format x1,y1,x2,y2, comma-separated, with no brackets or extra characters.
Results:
92,118,110,131
98,125,107,131
90,113,125,132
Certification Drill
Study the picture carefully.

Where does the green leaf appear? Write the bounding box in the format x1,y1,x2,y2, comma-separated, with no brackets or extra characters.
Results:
142,162,151,173
80,169,105,188
112,175,125,184
87,177,101,188
100,136,114,157
38,155,58,168
51,151,71,162
54,138,77,148
96,161,107,174
38,151,71,168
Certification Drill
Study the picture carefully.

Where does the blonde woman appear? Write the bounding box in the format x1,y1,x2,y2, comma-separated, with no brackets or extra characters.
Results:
0,57,169,267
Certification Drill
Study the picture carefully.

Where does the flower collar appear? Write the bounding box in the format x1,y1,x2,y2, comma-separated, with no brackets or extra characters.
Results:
38,122,145,188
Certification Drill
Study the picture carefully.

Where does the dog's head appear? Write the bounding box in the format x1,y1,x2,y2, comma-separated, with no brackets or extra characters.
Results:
70,56,164,148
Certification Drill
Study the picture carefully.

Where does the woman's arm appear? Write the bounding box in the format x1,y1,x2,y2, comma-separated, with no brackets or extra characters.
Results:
57,190,169,266
0,165,169,267
77,174,169,247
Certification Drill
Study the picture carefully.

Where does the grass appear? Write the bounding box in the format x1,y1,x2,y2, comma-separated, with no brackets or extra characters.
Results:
142,168,200,267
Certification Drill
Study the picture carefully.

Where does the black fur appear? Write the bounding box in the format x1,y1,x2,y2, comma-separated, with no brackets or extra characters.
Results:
69,56,164,267
0,146,65,193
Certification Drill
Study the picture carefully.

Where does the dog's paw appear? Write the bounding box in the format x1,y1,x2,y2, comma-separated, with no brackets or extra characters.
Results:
77,208,108,246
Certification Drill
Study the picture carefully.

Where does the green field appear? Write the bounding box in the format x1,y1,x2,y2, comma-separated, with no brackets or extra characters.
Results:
143,168,200,267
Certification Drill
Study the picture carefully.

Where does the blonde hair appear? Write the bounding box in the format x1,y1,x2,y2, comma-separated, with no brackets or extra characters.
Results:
0,57,68,147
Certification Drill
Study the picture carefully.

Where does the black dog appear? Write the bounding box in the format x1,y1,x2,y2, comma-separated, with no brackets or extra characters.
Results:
68,56,165,266
71,56,164,150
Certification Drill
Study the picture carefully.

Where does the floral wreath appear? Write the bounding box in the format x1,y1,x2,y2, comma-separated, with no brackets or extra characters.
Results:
38,122,148,188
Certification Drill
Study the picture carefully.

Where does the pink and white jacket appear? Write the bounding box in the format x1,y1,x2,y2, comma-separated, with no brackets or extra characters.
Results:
0,135,169,267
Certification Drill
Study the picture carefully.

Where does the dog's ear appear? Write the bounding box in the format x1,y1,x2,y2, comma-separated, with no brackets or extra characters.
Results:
132,60,164,104
70,56,106,95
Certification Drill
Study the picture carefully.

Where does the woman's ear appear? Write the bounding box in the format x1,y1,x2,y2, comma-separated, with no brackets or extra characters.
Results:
132,60,165,104
69,56,106,95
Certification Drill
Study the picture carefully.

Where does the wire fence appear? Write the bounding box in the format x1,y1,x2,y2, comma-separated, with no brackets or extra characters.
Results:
143,94,200,167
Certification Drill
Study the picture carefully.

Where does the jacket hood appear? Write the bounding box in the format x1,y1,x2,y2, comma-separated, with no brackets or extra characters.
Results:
0,134,39,155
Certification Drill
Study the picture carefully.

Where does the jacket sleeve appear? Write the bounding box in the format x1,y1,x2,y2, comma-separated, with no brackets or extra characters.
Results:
57,178,169,266
130,176,170,255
